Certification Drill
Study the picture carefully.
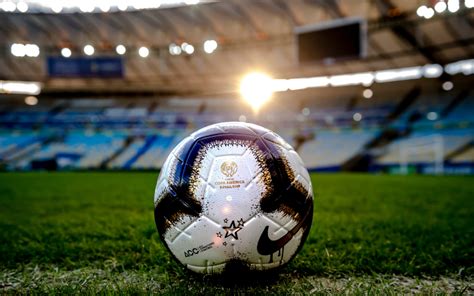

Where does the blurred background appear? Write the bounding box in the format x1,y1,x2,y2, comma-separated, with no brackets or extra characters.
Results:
0,0,473,174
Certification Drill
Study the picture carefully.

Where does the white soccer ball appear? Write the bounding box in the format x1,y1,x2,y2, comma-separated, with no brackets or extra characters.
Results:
154,122,314,274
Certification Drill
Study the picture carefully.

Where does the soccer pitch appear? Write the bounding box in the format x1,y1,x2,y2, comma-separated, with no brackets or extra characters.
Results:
0,172,472,294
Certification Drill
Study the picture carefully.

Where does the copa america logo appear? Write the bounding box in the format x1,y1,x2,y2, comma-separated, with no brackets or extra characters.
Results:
220,161,238,177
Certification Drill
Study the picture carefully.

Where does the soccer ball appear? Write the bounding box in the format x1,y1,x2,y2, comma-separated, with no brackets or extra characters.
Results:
153,122,313,274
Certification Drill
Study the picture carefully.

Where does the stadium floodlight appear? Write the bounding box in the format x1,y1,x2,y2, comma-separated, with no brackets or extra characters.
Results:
99,3,110,12
16,1,28,12
302,107,310,116
0,1,16,12
24,96,38,106
51,3,62,13
435,1,447,13
330,72,374,87
363,89,373,99
264,58,473,94
466,0,474,8
117,1,128,11
84,45,94,56
240,72,273,112
427,112,438,121
61,47,72,58
133,0,156,9
423,64,443,78
424,7,435,18
169,43,181,55
416,5,428,17
25,44,40,57
353,112,362,122
442,81,454,91
375,66,423,83
0,80,42,95
448,0,460,12
138,46,149,58
301,76,330,88
286,76,330,91
11,43,39,57
445,59,474,75
116,44,126,55
271,76,331,92
79,1,94,13
180,42,189,50
0,0,202,13
203,39,218,54
11,43,26,57
270,79,290,91
183,44,194,55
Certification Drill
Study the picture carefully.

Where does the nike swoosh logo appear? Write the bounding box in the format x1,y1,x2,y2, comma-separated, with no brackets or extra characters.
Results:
257,207,312,256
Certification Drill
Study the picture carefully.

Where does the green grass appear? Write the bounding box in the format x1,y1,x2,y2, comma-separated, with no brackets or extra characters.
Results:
0,172,473,294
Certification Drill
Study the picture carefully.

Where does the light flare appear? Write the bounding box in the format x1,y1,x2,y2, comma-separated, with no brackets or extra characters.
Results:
239,72,273,113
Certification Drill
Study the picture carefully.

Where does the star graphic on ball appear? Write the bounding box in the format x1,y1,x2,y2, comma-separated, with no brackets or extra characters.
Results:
216,232,222,238
223,220,242,240
237,218,245,227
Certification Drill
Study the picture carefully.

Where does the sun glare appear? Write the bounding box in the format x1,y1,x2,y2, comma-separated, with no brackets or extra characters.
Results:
239,72,273,112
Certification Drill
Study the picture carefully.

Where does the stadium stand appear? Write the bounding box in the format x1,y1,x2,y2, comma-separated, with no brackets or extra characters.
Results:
11,131,126,170
0,87,472,174
107,137,147,169
132,133,182,169
451,146,474,163
0,132,43,164
299,129,380,171
375,129,473,164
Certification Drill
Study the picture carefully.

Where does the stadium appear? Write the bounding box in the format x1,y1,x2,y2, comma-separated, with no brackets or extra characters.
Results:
0,0,473,293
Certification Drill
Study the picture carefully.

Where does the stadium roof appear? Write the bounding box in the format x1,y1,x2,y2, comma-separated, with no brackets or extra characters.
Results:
0,0,473,96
